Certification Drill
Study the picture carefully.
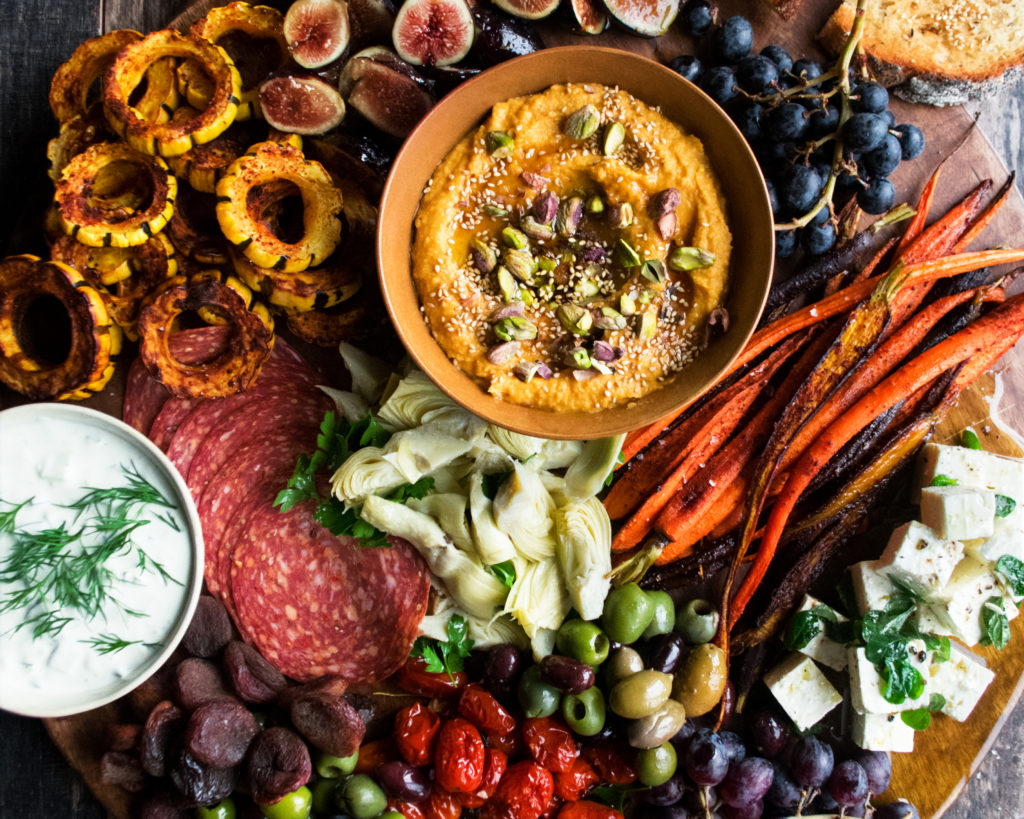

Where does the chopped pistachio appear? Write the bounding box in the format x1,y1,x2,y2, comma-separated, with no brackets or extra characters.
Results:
519,287,536,307
501,226,528,250
564,105,600,140
637,289,654,305
640,258,666,284
556,197,584,238
536,256,558,273
556,303,593,335
610,202,634,228
469,238,497,274
567,346,592,369
590,360,613,375
615,238,642,268
521,215,555,241
668,246,716,271
502,248,535,282
494,316,538,341
485,130,514,159
560,251,576,267
483,203,509,218
619,293,637,316
496,266,520,302
592,339,623,362
488,302,525,321
514,360,553,382
586,195,605,215
638,309,658,339
602,122,626,156
532,192,559,224
594,306,627,331
575,279,600,299
487,341,521,365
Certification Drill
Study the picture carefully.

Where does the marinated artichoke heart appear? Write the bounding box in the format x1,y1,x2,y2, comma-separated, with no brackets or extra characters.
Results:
504,559,572,644
412,82,732,411
555,497,613,621
493,462,558,562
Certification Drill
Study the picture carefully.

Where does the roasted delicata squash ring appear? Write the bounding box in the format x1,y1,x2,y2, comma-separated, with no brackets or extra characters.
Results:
0,254,122,400
137,275,273,397
215,141,344,273
166,186,231,265
176,59,217,114
51,233,178,340
55,142,177,248
133,58,181,124
49,29,142,124
191,2,289,121
167,112,256,194
231,248,363,311
104,29,241,158
46,105,114,183
188,268,276,339
284,284,384,347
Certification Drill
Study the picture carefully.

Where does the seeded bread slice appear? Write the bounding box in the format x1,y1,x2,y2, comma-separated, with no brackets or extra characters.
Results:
819,0,1024,106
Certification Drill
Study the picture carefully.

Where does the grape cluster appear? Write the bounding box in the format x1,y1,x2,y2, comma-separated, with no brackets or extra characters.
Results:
631,708,920,818
667,2,926,259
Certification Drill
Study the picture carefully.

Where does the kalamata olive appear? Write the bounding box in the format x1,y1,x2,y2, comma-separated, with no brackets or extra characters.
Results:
484,644,523,692
647,632,686,674
628,699,687,750
540,654,596,694
672,643,728,717
609,670,673,719
375,760,431,803
642,772,687,806
606,646,644,685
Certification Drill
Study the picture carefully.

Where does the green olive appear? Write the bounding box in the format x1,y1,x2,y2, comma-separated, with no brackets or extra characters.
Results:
672,642,728,717
627,699,687,749
315,750,359,779
518,664,561,718
636,741,678,787
197,800,236,819
310,779,339,815
380,813,405,819
642,591,676,639
562,685,606,736
556,619,611,666
608,669,672,719
676,598,719,645
260,787,312,819
339,775,387,819
601,583,655,644
605,646,644,686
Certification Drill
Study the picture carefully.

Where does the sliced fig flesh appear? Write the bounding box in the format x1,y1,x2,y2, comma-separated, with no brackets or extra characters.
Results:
569,0,609,34
347,61,434,138
490,0,560,22
471,8,543,66
338,46,433,96
285,0,352,69
260,75,347,135
392,0,475,67
602,0,680,37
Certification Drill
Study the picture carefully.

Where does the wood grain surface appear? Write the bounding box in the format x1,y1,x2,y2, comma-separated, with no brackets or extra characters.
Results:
2,0,1024,817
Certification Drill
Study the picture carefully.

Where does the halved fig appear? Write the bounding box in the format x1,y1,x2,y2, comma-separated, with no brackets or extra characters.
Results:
602,0,679,37
346,60,434,137
260,74,347,134
491,0,560,21
567,0,608,34
392,0,475,66
348,0,398,48
423,63,481,95
471,8,544,66
284,0,352,68
338,46,434,95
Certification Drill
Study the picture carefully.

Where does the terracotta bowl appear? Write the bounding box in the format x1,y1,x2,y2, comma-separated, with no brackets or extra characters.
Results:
377,46,774,439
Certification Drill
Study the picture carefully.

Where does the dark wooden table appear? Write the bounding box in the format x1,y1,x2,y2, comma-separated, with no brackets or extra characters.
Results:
2,1,1024,816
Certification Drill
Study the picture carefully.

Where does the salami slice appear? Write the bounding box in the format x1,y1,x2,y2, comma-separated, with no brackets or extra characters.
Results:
149,398,199,452
231,501,430,683
123,356,171,435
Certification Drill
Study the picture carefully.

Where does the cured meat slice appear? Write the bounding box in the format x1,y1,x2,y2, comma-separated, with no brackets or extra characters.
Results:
149,397,198,452
231,501,430,683
123,356,171,435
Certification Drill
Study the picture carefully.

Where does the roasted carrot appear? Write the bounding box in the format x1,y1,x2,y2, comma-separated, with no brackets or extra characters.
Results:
893,163,941,258
728,292,1024,629
852,236,897,283
951,173,1016,254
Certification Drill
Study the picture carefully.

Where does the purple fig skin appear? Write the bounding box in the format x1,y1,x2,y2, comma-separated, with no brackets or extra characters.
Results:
285,0,352,69
471,7,543,66
348,0,398,49
392,0,475,67
346,61,434,138
259,74,347,135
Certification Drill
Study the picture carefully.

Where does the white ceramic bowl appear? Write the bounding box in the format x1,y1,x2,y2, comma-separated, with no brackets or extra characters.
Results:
0,404,203,717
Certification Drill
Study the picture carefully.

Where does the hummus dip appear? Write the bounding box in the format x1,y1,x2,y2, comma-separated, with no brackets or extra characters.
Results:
413,83,732,412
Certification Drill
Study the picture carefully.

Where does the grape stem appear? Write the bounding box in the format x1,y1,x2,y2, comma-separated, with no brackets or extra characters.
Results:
773,0,869,232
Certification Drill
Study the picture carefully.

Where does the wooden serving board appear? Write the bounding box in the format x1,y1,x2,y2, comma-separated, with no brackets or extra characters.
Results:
26,0,1024,817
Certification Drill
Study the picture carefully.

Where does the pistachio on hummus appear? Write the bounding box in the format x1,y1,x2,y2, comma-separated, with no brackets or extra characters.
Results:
413,82,732,412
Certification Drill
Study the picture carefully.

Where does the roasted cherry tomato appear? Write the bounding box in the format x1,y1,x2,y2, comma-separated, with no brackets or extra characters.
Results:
556,800,625,819
396,657,467,698
523,716,577,774
389,801,426,819
353,738,398,775
580,743,638,786
458,748,508,809
539,796,564,819
480,761,555,819
554,758,599,802
487,728,523,758
457,683,516,736
394,702,442,766
423,786,463,819
434,717,486,793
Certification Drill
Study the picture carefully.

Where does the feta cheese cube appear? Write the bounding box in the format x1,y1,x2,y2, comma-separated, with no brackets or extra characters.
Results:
763,654,842,731
965,515,1024,576
850,560,896,616
877,521,963,599
916,442,1024,502
848,642,931,715
926,642,995,722
931,556,1018,646
920,485,996,541
851,710,916,753
793,595,848,671
910,603,956,637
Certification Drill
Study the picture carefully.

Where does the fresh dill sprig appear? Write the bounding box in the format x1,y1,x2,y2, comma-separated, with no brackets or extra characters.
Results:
66,461,177,519
154,510,181,533
136,550,183,587
0,497,32,534
81,633,155,655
